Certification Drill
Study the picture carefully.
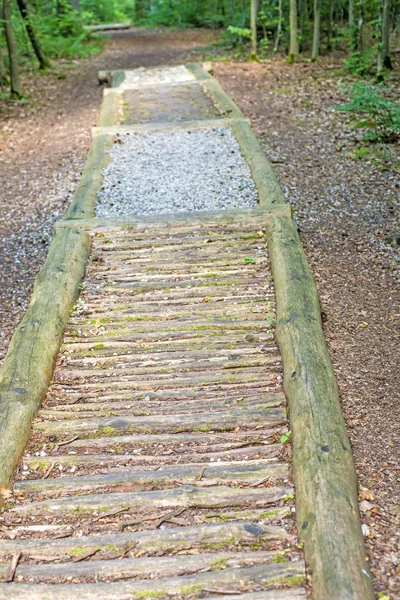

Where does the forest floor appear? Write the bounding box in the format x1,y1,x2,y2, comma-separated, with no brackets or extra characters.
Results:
0,27,399,598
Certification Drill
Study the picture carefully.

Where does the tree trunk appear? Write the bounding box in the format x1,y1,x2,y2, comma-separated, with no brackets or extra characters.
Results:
250,0,257,57
2,0,22,98
348,0,354,26
274,0,283,53
382,0,392,69
327,0,334,51
135,0,149,19
16,0,50,70
288,0,299,62
0,46,8,87
240,0,246,25
229,0,235,25
71,0,80,11
311,0,320,60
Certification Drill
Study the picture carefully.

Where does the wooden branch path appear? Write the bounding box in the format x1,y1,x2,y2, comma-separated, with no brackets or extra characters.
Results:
0,64,374,600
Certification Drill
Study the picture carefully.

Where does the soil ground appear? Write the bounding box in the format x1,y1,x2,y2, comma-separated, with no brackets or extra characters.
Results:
0,27,399,598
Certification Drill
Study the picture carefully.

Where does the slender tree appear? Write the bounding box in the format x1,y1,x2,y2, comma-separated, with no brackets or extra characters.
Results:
2,0,22,97
311,0,320,60
250,0,257,57
327,0,334,52
381,0,392,69
0,46,7,87
288,0,299,62
273,0,283,53
348,0,354,25
16,0,50,69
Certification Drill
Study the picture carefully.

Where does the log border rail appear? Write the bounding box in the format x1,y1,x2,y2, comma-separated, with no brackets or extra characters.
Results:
0,63,374,600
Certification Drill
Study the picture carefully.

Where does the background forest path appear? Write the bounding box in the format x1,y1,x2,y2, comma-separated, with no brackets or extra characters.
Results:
0,27,399,598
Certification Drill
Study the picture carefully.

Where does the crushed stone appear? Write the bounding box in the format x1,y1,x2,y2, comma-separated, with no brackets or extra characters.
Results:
96,127,258,217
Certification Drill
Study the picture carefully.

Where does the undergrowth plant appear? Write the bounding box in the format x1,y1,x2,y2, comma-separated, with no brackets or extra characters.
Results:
336,82,400,143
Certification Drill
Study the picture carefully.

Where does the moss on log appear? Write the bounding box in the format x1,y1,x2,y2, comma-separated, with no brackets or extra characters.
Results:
64,134,113,220
0,228,90,492
0,562,305,599
230,120,286,206
266,215,374,600
0,521,285,559
98,89,121,127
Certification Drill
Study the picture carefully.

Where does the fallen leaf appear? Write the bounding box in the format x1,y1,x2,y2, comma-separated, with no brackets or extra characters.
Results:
360,487,375,501
0,488,11,499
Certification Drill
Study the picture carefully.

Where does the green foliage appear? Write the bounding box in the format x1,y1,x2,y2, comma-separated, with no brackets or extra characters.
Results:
227,26,252,40
343,48,376,77
139,0,226,28
280,430,292,444
244,256,257,264
81,0,133,24
336,83,400,142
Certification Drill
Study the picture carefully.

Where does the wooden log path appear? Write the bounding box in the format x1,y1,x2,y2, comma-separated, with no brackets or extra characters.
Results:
0,65,374,600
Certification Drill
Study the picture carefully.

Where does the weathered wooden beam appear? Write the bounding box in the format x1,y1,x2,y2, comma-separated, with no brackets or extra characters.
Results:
33,406,287,436
266,214,374,600
0,562,305,599
92,117,247,136
14,462,288,496
88,22,131,32
0,551,277,583
98,69,126,88
64,134,113,220
0,228,90,493
57,204,291,233
9,484,293,517
0,521,287,559
98,89,121,127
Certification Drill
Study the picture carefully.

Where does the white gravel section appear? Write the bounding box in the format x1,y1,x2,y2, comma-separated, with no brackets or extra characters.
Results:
121,66,196,89
96,127,258,217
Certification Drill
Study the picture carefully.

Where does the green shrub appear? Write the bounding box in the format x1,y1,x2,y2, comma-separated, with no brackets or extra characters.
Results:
336,82,400,142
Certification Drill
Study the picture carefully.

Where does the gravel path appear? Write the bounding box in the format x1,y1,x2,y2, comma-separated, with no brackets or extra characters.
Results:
96,128,258,217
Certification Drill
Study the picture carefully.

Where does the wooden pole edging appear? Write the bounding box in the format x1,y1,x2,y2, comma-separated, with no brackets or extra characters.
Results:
65,84,120,220
98,88,122,126
0,228,91,493
64,134,113,220
266,215,374,600
0,67,119,498
186,63,286,207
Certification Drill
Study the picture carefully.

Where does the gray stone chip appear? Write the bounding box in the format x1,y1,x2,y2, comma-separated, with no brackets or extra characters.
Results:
96,127,258,217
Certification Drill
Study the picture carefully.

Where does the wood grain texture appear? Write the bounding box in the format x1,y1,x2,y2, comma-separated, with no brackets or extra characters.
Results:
64,134,113,220
0,561,305,600
0,228,90,491
98,89,121,127
266,214,374,600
